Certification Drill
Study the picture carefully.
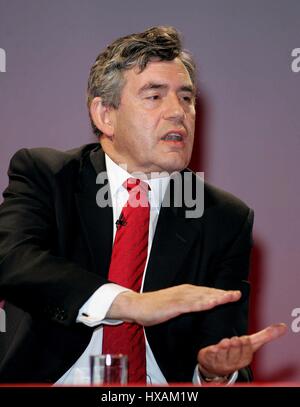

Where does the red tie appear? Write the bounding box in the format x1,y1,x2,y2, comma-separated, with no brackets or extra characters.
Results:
102,178,150,383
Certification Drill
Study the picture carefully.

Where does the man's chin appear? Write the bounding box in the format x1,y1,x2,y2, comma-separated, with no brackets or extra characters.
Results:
156,160,188,174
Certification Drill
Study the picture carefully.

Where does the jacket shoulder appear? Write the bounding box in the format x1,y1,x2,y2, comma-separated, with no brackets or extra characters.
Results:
204,181,251,216
186,169,252,216
184,171,253,230
202,180,254,241
8,143,100,175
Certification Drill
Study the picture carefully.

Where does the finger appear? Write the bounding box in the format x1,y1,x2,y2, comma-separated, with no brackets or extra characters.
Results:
226,337,243,366
249,323,287,351
198,345,219,370
220,290,241,302
234,337,253,367
218,338,232,350
218,337,252,372
216,337,243,370
215,346,230,368
210,339,235,374
202,345,229,376
205,290,241,309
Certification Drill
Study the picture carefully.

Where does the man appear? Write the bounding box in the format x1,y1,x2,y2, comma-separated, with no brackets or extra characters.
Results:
0,26,286,384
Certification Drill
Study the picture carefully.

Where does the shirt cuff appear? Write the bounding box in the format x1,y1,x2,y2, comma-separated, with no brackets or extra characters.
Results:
76,283,131,327
193,365,238,385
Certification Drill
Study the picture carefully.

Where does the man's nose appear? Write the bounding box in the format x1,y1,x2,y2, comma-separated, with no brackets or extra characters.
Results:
162,94,186,122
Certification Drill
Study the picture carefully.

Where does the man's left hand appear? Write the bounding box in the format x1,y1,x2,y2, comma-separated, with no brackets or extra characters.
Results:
197,323,287,378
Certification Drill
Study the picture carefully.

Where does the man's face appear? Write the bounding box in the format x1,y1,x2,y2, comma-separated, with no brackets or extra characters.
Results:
104,58,196,175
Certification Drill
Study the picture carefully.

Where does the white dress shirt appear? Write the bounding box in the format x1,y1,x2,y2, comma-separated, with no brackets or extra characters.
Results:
56,154,237,385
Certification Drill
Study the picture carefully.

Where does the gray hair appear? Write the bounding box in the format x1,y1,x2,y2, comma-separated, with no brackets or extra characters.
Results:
87,26,197,137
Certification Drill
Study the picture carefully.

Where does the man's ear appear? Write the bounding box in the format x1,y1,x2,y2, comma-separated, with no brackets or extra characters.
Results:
89,97,115,138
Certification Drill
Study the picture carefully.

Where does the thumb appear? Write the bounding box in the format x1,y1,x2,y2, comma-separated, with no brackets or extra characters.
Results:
249,323,287,352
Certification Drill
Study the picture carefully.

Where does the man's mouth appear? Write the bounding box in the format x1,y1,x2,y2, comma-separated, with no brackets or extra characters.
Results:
160,131,186,143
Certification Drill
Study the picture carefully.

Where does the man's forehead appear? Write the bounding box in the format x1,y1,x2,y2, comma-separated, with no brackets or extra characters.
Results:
124,58,194,88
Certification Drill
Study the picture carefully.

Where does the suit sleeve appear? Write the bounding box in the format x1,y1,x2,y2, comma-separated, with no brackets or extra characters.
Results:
198,207,254,381
0,149,104,326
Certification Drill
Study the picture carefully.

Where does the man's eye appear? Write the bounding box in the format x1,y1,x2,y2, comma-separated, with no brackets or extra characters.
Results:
146,95,160,100
182,96,192,103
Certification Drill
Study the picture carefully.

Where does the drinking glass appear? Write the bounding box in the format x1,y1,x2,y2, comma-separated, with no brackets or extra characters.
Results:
90,354,128,385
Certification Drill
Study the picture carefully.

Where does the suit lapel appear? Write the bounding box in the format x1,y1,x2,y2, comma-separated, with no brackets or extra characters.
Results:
75,147,113,278
143,178,203,292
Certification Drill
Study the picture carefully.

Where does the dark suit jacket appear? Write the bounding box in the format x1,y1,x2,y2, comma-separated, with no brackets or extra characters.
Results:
0,143,254,383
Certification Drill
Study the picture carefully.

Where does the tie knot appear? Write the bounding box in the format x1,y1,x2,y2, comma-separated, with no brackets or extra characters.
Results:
123,178,150,208
124,178,150,193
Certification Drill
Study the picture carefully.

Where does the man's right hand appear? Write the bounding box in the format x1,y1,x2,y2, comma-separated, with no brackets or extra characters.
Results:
106,284,241,326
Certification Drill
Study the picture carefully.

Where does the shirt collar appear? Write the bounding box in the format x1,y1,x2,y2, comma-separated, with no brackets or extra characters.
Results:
105,154,171,209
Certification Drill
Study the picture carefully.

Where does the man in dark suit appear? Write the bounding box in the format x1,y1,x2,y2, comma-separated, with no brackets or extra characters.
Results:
0,26,285,384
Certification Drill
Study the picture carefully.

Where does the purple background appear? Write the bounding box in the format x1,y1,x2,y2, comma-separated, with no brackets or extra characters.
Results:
0,0,300,381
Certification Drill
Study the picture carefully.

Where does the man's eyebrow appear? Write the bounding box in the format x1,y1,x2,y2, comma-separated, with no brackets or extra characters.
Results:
138,82,195,95
179,85,195,95
138,83,167,94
